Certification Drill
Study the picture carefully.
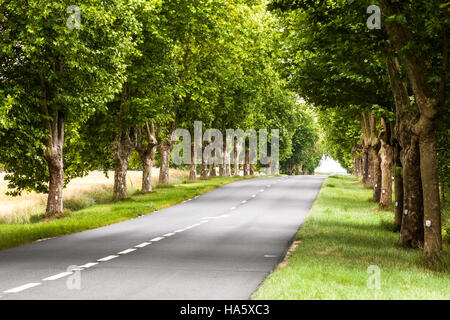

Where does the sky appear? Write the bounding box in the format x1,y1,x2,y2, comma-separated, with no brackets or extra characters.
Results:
315,156,348,175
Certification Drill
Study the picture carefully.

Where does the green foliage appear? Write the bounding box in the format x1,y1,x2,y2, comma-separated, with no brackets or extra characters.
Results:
0,0,141,194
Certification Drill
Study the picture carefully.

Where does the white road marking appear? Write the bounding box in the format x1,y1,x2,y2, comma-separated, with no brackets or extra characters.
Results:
264,255,277,258
163,233,175,237
118,248,137,254
97,255,119,262
174,229,184,233
4,283,41,293
241,200,247,204
230,207,236,210
252,194,256,198
150,237,164,242
199,220,208,224
219,214,231,218
267,185,271,187
259,189,264,192
43,272,73,281
78,262,98,269
135,242,151,248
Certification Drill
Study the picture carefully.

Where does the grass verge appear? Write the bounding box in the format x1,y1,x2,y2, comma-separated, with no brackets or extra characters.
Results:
253,175,450,300
0,175,252,251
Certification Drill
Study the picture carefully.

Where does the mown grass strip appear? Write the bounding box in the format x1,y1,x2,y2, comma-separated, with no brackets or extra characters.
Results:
253,175,450,300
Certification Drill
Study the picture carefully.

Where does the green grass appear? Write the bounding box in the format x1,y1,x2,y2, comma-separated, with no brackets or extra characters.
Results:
253,175,450,300
0,176,252,251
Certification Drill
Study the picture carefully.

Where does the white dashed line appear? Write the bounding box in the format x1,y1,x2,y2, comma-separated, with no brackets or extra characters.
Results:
174,229,184,233
230,207,236,210
78,262,98,269
163,233,175,237
118,248,137,254
150,237,164,242
4,283,41,293
135,242,151,248
43,272,73,281
97,255,119,262
241,200,247,204
199,220,208,224
219,214,231,218
264,255,277,258
252,194,256,198
259,189,264,192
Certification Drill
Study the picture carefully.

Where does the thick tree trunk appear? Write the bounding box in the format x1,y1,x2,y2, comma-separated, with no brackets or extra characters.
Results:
141,148,155,192
201,143,208,179
158,141,171,185
417,122,442,258
112,128,136,198
43,112,65,215
243,149,249,176
393,142,403,232
189,141,197,181
233,140,240,176
400,136,424,248
45,148,64,215
379,141,393,208
370,146,381,201
362,146,370,185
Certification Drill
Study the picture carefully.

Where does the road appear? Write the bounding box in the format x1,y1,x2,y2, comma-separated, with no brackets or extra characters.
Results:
0,175,326,300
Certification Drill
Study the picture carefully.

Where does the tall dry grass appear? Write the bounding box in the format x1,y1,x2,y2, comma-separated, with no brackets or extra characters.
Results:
0,168,189,224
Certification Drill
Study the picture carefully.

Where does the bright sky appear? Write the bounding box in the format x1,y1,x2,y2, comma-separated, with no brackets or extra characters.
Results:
315,155,348,175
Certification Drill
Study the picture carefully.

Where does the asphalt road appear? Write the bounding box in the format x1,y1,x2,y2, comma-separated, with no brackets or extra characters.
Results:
0,175,326,300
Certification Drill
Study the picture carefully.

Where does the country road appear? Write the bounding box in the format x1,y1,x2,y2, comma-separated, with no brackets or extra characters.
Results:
0,175,326,300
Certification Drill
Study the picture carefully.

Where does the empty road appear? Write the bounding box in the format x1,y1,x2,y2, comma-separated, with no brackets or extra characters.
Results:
0,175,325,300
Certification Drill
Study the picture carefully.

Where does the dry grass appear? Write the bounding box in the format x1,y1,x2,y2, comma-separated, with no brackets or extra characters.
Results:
0,168,189,224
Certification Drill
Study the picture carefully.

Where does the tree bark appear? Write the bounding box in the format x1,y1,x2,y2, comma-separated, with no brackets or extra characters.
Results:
112,127,137,198
362,145,370,185
233,140,240,176
400,136,424,248
417,121,442,257
189,141,197,181
141,151,154,192
136,122,157,192
243,149,249,176
201,143,209,179
393,142,403,232
379,140,393,208
158,141,172,185
370,145,382,202
44,114,65,215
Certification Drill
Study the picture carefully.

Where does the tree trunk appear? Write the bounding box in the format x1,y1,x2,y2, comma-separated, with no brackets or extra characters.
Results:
400,136,424,248
417,121,442,258
233,140,240,176
379,141,393,208
158,141,171,185
112,128,136,198
42,111,65,215
243,149,249,176
189,141,197,181
370,146,381,201
249,164,255,175
45,148,64,216
201,143,209,179
393,142,403,232
362,146,370,185
141,147,155,192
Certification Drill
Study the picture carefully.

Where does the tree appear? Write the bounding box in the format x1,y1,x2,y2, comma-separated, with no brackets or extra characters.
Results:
0,0,140,214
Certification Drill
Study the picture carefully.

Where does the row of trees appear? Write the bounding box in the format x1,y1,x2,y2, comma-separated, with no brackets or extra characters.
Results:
269,0,449,260
0,1,321,218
